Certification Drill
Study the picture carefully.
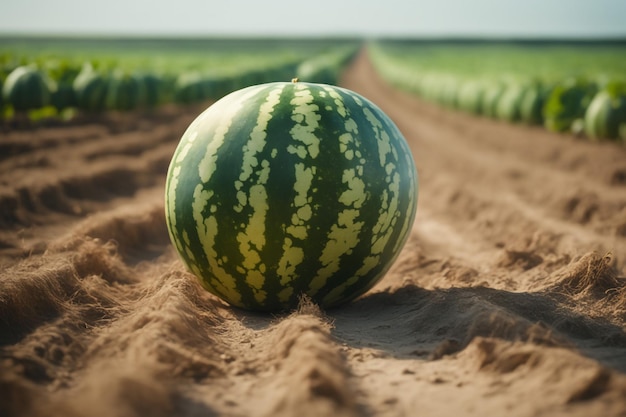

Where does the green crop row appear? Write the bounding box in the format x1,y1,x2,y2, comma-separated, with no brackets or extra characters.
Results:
369,41,626,142
0,37,359,123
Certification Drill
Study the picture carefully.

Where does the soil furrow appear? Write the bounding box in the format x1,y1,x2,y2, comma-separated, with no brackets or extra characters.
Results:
1,51,626,417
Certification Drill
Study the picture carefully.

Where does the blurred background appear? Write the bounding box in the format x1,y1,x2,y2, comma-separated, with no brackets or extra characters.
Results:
0,0,625,138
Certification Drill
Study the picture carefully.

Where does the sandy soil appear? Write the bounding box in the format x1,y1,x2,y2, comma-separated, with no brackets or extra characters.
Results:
2,51,626,417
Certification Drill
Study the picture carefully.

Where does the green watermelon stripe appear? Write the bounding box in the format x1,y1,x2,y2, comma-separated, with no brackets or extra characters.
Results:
306,87,366,296
233,84,285,304
319,93,415,305
273,85,321,302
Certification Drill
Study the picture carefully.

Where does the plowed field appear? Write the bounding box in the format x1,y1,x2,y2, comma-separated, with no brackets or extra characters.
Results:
2,51,626,417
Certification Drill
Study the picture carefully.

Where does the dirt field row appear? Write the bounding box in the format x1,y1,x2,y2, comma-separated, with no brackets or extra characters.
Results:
1,51,626,417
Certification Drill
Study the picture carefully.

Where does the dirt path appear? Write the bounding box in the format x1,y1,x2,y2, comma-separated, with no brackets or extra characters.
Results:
1,52,626,417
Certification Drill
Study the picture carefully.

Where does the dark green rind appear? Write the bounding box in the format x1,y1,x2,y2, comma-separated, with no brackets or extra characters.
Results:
584,90,626,140
106,71,144,111
73,66,108,112
165,82,418,311
2,66,50,112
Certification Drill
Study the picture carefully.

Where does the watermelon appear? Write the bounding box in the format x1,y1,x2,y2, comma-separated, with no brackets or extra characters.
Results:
46,60,79,111
73,64,108,112
2,66,51,112
174,72,206,104
132,72,163,108
584,84,626,140
519,82,551,125
165,81,418,311
480,83,506,118
295,47,357,86
543,78,597,133
496,83,527,122
457,80,484,115
106,70,144,111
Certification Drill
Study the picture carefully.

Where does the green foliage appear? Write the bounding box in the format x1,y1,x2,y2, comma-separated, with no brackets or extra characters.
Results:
45,59,80,110
369,41,626,142
543,79,597,132
0,37,360,120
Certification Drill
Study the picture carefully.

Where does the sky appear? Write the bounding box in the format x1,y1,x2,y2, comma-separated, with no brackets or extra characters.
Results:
0,0,625,38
